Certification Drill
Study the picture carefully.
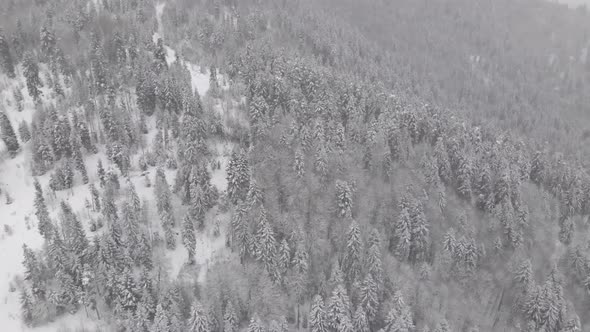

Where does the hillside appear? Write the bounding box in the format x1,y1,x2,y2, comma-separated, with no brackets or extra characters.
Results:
0,0,589,331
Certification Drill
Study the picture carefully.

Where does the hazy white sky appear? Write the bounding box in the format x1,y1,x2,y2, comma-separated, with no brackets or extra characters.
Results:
555,0,590,6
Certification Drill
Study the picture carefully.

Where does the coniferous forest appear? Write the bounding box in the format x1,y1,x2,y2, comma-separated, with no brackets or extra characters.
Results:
1,0,590,331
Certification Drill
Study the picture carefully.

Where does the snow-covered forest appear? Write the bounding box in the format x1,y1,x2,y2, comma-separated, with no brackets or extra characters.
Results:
1,0,590,331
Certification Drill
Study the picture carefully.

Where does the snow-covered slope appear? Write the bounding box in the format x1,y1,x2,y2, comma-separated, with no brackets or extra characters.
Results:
0,2,243,330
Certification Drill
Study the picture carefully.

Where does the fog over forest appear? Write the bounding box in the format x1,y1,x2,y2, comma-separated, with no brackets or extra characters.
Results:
2,0,590,331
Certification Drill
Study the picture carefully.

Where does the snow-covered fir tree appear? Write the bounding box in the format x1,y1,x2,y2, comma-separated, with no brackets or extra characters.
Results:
0,111,19,155
0,30,15,78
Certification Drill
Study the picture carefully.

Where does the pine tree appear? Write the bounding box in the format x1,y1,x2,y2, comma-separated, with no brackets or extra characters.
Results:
71,130,88,183
89,183,101,212
40,26,56,60
20,288,34,327
0,112,19,155
310,295,328,332
366,229,383,285
31,126,54,174
335,180,353,218
384,291,414,332
54,116,72,159
73,112,96,153
102,186,119,224
154,38,168,72
353,307,369,332
188,302,210,332
226,150,250,204
151,304,171,332
456,155,472,201
530,150,545,185
90,36,107,94
434,137,451,185
49,160,74,191
182,214,196,264
294,149,305,178
23,52,42,101
276,238,291,277
327,285,351,330
359,274,379,322
247,313,265,332
18,121,31,143
255,207,276,272
223,301,239,332
409,202,430,264
69,211,89,257
13,87,24,112
434,320,450,332
107,141,131,176
34,179,53,240
344,220,362,283
127,178,141,213
22,244,45,299
0,30,15,78
155,168,176,249
231,202,250,260
97,159,106,187
208,65,220,97
393,208,412,260
137,71,157,116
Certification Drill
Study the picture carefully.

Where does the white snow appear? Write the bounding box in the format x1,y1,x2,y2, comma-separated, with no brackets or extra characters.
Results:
0,1,245,330
187,63,210,97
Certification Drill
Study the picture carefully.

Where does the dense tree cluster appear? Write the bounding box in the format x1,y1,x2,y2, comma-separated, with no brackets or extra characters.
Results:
4,0,590,331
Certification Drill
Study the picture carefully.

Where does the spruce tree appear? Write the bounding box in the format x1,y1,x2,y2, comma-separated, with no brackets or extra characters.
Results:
268,317,288,332
154,38,168,72
409,202,430,264
20,289,34,327
89,183,101,212
33,179,53,240
137,71,157,116
0,30,15,78
326,285,351,330
18,120,31,143
276,238,291,277
71,130,88,183
384,291,414,332
40,26,56,60
255,207,276,273
151,304,171,332
188,302,210,332
22,244,45,299
344,220,362,284
393,208,412,261
352,307,369,332
226,150,250,204
127,178,141,213
0,111,19,155
23,52,42,101
155,168,176,249
97,159,106,187
182,214,196,264
335,180,353,218
73,112,96,153
54,116,72,158
13,88,24,112
223,301,239,332
310,295,328,332
247,313,265,332
366,229,383,285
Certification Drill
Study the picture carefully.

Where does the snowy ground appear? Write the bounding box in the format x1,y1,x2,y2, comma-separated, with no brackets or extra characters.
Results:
0,3,241,330
0,69,111,331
